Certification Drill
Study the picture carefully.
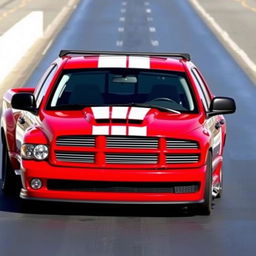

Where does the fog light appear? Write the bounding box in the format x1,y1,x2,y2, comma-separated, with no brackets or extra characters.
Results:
30,178,42,190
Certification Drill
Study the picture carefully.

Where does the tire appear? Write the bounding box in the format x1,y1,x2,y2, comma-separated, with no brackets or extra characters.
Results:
198,152,213,215
1,139,20,195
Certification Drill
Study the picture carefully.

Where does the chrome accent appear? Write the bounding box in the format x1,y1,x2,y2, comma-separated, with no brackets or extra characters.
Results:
56,136,95,147
166,154,199,164
106,153,158,164
14,169,22,175
212,183,221,198
106,136,158,149
166,139,198,149
56,151,94,163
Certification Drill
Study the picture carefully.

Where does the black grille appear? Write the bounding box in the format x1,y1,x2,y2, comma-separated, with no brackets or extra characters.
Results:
106,136,158,149
56,135,95,147
47,180,200,193
166,139,199,149
166,154,200,164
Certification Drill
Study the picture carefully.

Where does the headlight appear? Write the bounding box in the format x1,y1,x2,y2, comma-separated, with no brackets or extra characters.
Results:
21,144,49,160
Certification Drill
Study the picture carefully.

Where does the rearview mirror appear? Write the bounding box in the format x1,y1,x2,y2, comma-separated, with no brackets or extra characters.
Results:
208,97,236,117
11,92,36,112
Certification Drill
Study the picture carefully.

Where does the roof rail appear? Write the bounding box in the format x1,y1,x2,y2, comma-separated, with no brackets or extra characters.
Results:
59,50,191,61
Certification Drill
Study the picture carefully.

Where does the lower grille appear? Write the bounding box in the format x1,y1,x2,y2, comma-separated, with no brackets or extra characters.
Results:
166,154,200,164
47,180,200,193
106,153,158,164
56,151,95,163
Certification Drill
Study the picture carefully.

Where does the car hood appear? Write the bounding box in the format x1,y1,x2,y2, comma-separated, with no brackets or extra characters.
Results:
40,106,204,139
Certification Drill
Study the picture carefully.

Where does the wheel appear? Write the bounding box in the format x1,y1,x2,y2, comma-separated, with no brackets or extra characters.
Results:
1,139,20,195
198,152,213,215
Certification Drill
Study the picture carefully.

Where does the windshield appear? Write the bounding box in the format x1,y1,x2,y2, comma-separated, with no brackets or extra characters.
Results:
47,69,197,113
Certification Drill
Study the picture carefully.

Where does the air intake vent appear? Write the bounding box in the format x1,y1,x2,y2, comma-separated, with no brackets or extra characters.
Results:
47,180,200,193
56,135,95,147
166,139,198,149
166,154,200,164
106,136,158,149
56,151,95,163
95,119,143,124
106,153,158,164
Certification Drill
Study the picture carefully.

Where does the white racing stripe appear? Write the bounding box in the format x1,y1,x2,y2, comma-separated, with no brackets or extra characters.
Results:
128,107,150,120
213,129,222,149
111,126,126,135
98,55,127,68
91,107,110,119
128,126,147,136
129,56,150,69
92,126,109,135
112,107,129,119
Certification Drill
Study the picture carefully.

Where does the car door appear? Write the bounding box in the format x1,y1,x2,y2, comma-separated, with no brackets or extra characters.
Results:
191,68,224,160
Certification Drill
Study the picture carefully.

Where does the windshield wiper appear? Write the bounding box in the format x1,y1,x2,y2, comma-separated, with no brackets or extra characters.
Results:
128,103,181,114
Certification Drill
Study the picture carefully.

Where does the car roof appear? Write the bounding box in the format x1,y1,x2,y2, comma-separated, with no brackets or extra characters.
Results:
61,54,189,72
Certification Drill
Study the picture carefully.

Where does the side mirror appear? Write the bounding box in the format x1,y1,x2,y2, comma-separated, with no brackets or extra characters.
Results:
208,97,236,117
11,92,36,112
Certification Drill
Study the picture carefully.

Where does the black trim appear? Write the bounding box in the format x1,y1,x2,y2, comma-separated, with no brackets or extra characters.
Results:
20,189,204,205
47,180,200,193
59,50,191,61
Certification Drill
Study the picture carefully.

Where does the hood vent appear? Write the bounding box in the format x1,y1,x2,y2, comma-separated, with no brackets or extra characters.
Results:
95,119,143,124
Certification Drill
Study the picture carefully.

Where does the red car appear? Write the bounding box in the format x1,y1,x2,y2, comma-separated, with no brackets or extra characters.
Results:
1,50,235,214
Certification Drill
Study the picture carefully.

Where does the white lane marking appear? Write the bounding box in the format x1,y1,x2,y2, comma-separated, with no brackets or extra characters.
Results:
129,126,147,136
147,17,154,22
98,55,126,67
112,107,129,119
122,2,127,6
118,27,124,32
190,0,256,73
128,107,150,120
92,126,109,135
111,126,126,136
42,39,53,55
129,56,150,69
121,8,126,13
149,27,156,32
151,40,159,46
91,106,110,119
146,8,152,13
120,17,125,22
116,40,124,47
144,2,150,6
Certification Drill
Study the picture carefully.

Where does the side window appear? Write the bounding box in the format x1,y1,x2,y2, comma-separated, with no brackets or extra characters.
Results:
191,68,210,111
35,65,58,108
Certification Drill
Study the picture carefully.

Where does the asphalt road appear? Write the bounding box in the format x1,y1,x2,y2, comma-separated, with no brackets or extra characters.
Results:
1,0,256,255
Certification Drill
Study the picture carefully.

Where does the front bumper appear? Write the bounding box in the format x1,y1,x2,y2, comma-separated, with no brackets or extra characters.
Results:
19,161,207,204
